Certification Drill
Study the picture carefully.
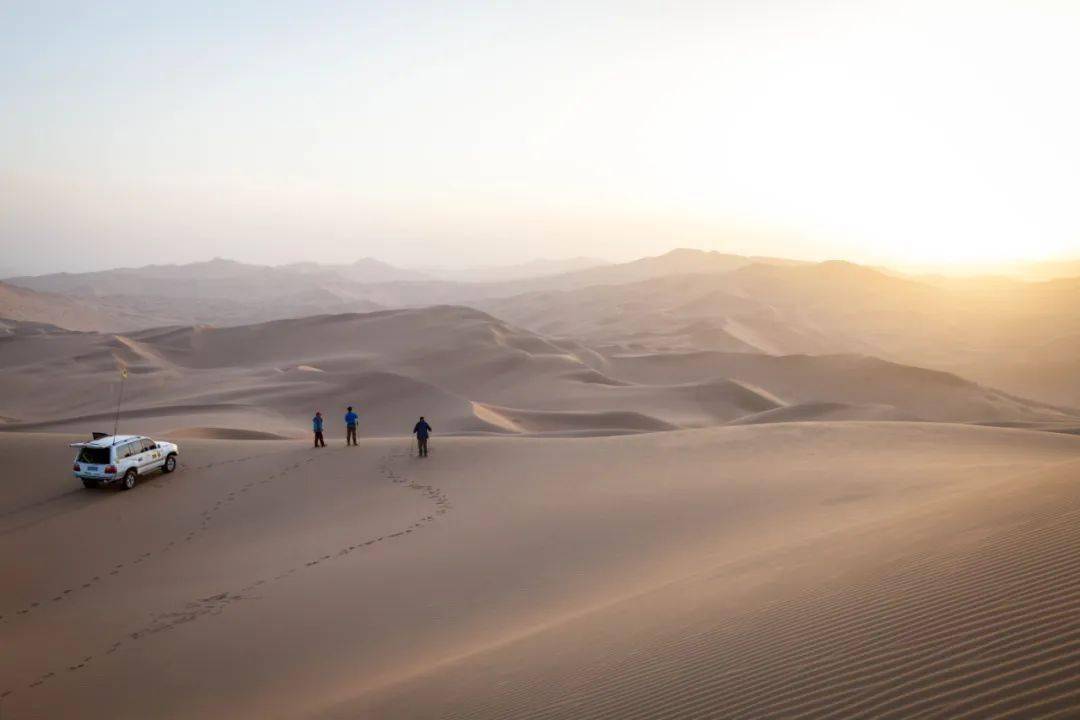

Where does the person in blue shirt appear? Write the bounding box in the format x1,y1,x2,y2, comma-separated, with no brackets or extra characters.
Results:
312,411,325,448
413,416,432,457
344,406,359,446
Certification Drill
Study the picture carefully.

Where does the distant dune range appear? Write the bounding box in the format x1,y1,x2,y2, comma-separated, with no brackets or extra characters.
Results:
1,305,1075,438
1,251,780,332
4,249,1078,410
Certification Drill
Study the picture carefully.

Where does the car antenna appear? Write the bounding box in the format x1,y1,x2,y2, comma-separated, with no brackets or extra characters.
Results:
112,365,128,444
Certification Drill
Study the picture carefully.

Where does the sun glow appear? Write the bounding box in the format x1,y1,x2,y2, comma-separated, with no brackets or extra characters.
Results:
1,1,1078,272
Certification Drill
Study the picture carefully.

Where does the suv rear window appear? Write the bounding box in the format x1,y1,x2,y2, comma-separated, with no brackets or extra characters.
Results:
77,447,111,464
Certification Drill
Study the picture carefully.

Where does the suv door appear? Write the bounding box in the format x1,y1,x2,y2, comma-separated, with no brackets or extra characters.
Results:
141,438,163,470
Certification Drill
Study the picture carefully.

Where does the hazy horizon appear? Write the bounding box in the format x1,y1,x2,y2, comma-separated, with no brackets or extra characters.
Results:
4,246,1080,281
3,1,1079,275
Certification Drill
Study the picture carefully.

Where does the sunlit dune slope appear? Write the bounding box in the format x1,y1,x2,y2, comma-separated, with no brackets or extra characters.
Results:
478,259,1080,407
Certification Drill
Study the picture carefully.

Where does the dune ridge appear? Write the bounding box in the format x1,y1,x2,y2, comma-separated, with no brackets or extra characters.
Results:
2,307,1074,440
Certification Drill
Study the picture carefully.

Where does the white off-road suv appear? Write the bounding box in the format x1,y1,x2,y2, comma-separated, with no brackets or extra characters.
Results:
71,434,180,490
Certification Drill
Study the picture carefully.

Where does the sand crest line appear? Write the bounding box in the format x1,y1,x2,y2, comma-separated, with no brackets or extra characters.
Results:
3,447,450,700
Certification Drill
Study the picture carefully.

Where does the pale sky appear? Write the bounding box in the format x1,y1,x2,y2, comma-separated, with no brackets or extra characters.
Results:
2,0,1079,275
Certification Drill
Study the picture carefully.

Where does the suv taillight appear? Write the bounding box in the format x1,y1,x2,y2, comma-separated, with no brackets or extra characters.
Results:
105,465,117,475
73,463,80,471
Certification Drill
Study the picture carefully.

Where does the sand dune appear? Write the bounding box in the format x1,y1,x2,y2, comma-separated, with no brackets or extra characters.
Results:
470,403,677,434
2,307,1073,440
0,281,147,332
476,259,1080,407
165,427,292,440
3,260,390,332
729,400,912,425
7,250,1078,408
4,423,1080,718
605,351,1077,424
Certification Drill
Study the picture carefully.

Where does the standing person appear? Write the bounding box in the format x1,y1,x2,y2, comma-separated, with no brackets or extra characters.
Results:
312,411,326,448
413,416,432,457
344,406,359,446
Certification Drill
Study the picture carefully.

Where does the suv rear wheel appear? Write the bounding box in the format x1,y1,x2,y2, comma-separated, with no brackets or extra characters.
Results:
162,454,177,473
120,468,137,491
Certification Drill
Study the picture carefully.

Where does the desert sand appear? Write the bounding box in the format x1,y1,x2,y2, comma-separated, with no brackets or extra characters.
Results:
3,249,1080,718
3,423,1080,718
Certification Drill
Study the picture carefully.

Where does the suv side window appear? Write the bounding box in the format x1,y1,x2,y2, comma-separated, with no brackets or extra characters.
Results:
122,441,140,459
141,438,156,452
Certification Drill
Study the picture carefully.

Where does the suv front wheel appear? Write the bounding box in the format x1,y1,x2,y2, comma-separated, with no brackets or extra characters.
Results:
162,454,177,473
120,469,137,491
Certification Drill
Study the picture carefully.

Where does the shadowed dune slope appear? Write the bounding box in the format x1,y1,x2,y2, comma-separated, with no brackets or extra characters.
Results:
470,403,677,434
729,400,913,425
605,351,1077,424
165,427,291,440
